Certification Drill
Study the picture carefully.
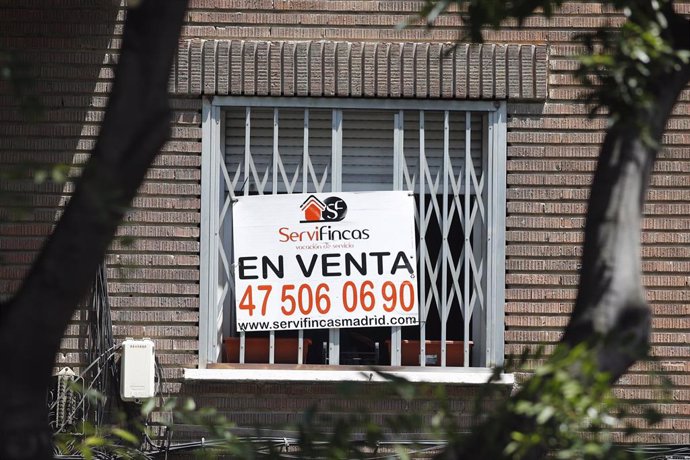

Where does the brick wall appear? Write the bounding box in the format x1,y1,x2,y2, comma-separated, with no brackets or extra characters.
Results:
176,380,508,436
0,0,689,446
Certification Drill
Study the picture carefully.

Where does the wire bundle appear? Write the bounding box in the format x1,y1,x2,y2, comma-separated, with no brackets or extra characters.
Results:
86,263,117,426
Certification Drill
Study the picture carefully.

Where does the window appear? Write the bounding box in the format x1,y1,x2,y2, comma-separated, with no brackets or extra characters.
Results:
200,97,506,369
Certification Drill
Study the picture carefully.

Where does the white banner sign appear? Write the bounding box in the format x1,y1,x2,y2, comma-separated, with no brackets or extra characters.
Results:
232,191,418,332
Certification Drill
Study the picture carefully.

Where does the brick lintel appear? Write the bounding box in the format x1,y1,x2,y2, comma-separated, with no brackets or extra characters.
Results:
172,39,548,101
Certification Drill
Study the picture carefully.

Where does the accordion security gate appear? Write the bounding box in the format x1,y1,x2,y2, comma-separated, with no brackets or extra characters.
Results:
200,97,506,369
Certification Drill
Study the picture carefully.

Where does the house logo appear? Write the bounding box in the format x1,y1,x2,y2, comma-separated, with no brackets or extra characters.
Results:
300,195,347,222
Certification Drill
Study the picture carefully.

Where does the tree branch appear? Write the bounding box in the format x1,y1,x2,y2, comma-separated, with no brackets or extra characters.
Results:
440,12,690,460
563,16,690,379
0,1,187,458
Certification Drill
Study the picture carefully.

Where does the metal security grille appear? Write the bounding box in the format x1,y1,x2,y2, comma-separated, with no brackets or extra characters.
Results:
200,97,506,369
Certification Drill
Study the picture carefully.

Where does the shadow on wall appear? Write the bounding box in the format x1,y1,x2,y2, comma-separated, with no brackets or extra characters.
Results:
0,0,121,364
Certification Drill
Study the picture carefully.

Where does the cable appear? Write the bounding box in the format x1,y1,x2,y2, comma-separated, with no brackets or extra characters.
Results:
50,263,118,434
145,435,450,458
141,356,170,453
86,263,116,427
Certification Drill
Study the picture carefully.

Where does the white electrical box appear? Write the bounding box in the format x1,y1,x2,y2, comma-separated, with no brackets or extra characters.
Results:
120,338,156,401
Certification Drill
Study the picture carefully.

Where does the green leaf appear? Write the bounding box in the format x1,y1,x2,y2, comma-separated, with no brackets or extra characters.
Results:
182,398,197,411
140,398,157,416
111,427,139,445
162,397,178,411
79,446,94,460
393,443,411,460
425,0,451,24
536,406,555,424
83,435,107,447
34,170,48,184
51,164,68,184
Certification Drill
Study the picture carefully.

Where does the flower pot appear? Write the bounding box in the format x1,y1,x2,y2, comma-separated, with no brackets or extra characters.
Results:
224,337,311,364
386,340,472,366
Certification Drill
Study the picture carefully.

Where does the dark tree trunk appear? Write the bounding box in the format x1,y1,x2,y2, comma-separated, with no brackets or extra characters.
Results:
0,1,187,458
562,18,690,380
440,12,690,460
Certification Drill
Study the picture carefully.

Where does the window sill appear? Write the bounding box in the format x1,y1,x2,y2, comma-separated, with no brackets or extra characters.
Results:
184,364,515,385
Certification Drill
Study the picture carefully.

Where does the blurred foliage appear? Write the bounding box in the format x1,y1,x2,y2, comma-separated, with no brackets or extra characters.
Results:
419,0,689,141
504,345,636,459
55,423,145,460
54,345,670,459
415,0,567,42
33,163,72,185
53,382,147,460
576,0,690,141
141,379,456,459
54,371,461,459
449,343,670,460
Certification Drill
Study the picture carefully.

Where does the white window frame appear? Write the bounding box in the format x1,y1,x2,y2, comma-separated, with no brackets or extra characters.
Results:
197,96,507,376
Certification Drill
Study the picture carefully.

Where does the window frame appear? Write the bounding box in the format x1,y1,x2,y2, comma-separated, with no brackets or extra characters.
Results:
198,96,507,372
